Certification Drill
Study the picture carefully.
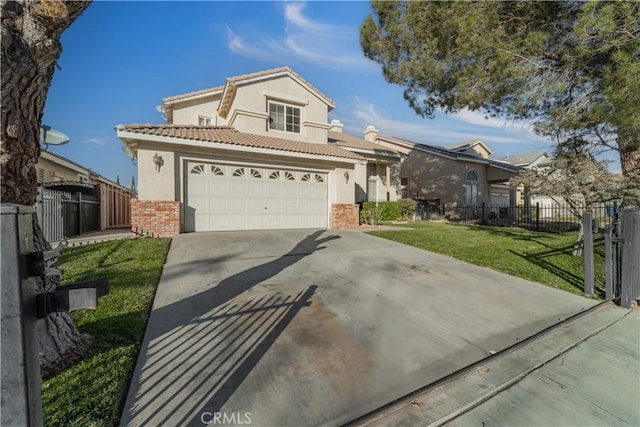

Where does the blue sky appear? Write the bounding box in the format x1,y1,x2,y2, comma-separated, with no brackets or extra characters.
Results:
43,1,568,185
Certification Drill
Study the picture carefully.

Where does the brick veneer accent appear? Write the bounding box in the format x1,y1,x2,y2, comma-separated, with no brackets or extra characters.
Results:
331,203,359,229
131,199,181,237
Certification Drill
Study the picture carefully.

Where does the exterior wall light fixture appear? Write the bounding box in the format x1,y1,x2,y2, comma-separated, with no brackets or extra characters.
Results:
344,171,349,183
153,153,164,172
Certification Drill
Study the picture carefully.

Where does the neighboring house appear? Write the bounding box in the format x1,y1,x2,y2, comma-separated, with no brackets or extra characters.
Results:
447,139,493,159
36,150,135,239
363,128,523,209
495,151,555,207
116,66,404,236
327,120,405,203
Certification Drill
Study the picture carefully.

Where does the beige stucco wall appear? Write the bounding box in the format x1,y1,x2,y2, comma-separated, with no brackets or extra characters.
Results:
353,162,368,203
36,156,93,184
171,96,227,126
330,165,357,204
225,76,329,144
353,158,403,203
136,146,177,201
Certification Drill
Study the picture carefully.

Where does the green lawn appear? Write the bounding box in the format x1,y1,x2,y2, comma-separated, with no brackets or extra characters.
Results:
369,222,605,297
41,238,171,427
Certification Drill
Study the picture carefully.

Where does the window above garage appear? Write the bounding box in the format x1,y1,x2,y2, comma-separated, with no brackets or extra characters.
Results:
268,101,300,134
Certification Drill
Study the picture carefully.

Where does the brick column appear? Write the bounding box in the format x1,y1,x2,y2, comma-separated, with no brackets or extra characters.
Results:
331,204,359,229
130,199,181,237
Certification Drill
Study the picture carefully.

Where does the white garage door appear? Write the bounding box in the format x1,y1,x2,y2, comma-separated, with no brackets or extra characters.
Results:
187,162,328,231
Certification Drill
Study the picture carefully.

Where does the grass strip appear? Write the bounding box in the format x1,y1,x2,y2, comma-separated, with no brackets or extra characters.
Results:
42,237,171,426
369,222,604,297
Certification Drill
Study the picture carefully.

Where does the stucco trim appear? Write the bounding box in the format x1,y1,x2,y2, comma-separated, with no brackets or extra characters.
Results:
262,90,309,106
228,109,269,124
302,120,331,130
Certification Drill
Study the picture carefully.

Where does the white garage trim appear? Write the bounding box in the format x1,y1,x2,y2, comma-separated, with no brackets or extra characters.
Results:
185,161,328,232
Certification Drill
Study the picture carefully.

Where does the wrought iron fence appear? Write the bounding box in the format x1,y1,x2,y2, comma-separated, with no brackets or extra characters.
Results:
418,202,620,232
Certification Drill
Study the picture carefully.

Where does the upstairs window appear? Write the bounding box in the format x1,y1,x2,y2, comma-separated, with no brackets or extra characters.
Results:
268,102,300,134
367,163,378,179
198,116,213,125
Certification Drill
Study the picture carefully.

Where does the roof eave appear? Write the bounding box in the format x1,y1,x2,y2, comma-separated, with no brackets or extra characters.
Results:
115,129,364,164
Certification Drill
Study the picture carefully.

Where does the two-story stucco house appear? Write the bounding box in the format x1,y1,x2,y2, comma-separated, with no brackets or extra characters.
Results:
116,67,403,236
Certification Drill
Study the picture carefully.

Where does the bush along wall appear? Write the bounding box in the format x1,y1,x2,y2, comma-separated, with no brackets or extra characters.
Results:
360,199,417,225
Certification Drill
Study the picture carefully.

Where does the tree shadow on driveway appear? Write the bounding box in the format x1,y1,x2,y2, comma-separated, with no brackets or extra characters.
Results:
122,230,339,426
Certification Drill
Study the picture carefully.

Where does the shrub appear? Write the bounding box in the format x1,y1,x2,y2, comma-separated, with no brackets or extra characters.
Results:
360,204,384,225
399,199,417,221
360,199,417,224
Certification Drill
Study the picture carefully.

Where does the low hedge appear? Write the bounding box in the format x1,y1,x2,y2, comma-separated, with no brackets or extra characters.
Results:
360,199,417,225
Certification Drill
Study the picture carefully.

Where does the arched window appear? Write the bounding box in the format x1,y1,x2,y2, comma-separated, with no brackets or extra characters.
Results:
465,170,479,205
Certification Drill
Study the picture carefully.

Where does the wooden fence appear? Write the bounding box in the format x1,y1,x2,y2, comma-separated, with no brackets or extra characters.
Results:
100,185,132,229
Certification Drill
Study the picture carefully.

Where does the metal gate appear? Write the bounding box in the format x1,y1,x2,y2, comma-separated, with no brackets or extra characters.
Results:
604,207,640,308
36,187,100,242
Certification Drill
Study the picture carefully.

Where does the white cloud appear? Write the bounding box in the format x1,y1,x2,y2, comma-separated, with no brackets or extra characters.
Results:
284,3,351,37
79,135,114,146
225,2,375,72
226,26,275,62
344,98,550,147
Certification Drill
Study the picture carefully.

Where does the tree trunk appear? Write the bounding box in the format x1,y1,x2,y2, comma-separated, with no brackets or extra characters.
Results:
1,0,91,376
619,127,640,207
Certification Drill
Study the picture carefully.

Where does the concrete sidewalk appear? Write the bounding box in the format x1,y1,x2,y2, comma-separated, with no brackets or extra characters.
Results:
53,228,135,247
357,303,639,427
448,308,639,427
120,229,601,427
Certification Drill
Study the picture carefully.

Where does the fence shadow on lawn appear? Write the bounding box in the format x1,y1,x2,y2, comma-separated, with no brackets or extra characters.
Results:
508,240,606,298
464,224,567,249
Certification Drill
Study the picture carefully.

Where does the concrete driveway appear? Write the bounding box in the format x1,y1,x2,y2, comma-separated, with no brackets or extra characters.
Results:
120,229,597,426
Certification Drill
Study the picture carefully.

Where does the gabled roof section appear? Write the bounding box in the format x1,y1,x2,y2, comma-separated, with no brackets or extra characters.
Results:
447,139,493,156
378,135,521,172
495,150,549,167
328,131,402,158
116,124,364,162
161,85,225,124
162,85,225,105
218,66,336,118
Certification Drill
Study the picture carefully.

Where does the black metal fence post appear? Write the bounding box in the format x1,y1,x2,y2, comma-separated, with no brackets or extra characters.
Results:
620,207,640,308
604,224,614,300
535,202,540,230
77,192,83,235
583,210,594,296
482,203,486,225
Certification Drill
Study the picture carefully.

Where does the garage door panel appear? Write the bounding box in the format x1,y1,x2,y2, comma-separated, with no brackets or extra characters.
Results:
208,180,228,195
187,162,327,232
281,184,298,198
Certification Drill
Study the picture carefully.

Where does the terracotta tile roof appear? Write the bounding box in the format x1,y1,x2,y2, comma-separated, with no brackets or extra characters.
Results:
118,124,365,161
162,85,224,103
328,131,401,157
